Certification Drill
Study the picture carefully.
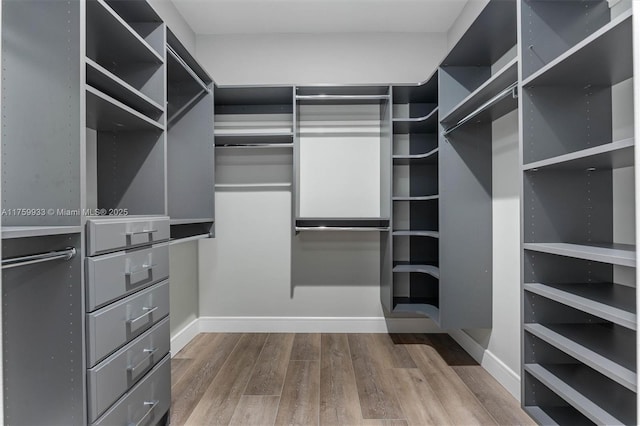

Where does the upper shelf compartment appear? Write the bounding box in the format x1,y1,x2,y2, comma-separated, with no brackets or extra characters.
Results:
215,86,294,147
523,10,632,87
521,0,629,81
439,0,517,130
440,58,517,134
167,30,213,123
86,0,164,107
296,86,390,105
392,76,438,120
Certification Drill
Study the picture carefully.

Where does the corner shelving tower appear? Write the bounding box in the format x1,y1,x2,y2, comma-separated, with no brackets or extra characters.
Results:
383,76,441,321
437,0,517,329
519,0,637,424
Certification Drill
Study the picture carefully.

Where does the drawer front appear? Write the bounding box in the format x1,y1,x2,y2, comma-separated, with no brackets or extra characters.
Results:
87,317,170,422
93,354,171,426
86,244,169,311
87,281,170,367
87,216,170,256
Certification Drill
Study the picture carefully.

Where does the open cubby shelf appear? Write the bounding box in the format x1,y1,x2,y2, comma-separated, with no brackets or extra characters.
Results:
86,58,163,120
525,363,633,425
524,282,636,330
523,138,634,171
523,243,636,268
392,230,439,238
440,57,518,126
86,86,164,132
524,323,636,392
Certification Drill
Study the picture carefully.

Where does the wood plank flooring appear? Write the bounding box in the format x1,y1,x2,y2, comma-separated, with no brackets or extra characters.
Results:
171,333,534,426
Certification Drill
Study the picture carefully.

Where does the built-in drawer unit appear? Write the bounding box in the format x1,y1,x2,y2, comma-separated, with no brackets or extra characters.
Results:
86,243,169,311
92,354,171,426
87,317,170,422
86,280,170,366
86,216,170,256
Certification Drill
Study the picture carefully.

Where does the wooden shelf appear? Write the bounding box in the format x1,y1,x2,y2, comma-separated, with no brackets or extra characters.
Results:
214,130,294,146
393,297,440,319
524,405,593,426
393,148,438,165
524,282,636,330
524,323,636,392
2,226,83,240
86,0,163,66
392,195,439,202
523,243,636,268
392,108,438,134
523,10,632,87
392,230,439,239
525,363,632,425
523,138,634,171
86,58,163,119
86,86,164,132
392,264,439,279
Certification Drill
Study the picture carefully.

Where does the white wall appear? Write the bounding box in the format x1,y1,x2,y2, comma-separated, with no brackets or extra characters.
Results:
446,0,490,50
169,241,199,338
149,0,196,53
456,110,522,398
196,32,447,86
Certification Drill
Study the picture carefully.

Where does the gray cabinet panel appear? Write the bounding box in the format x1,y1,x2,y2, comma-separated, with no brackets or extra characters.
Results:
87,317,170,422
86,243,169,311
86,280,170,366
92,354,171,426
87,216,170,256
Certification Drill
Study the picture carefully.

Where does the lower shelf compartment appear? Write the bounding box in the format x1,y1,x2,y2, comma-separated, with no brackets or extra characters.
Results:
393,297,439,320
525,363,635,425
524,323,636,391
524,405,595,426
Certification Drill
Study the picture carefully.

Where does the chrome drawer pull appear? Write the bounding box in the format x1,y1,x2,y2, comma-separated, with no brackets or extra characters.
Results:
125,264,157,276
127,348,158,381
129,400,158,426
127,229,158,236
127,306,158,330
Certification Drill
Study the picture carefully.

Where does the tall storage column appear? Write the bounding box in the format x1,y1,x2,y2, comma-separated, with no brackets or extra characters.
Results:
519,1,637,423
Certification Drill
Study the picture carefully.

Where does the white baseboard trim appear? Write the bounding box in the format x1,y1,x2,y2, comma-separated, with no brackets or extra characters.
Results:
448,329,521,400
170,318,200,356
199,316,441,333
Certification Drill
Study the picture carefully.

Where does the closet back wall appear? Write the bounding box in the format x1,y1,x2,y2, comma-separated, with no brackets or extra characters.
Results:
195,32,447,328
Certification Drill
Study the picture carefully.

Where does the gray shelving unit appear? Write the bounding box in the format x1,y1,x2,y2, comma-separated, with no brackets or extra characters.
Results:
166,30,215,240
214,87,294,194
436,0,518,329
382,75,441,322
519,0,637,423
1,1,84,424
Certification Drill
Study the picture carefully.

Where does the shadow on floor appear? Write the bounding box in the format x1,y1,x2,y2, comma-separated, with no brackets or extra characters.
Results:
389,333,478,366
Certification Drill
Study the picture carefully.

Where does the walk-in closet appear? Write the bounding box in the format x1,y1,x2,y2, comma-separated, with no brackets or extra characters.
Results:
0,0,637,424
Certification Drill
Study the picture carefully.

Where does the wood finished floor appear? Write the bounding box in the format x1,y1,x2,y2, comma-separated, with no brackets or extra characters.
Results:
171,333,534,426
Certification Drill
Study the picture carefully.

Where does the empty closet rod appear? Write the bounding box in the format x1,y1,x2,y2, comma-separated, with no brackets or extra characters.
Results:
295,95,389,101
295,227,390,232
167,45,211,93
442,82,518,137
2,247,76,269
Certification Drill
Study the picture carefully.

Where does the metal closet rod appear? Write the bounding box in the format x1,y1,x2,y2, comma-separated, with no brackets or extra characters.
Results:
295,94,389,101
167,44,211,94
2,247,77,269
442,81,518,136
